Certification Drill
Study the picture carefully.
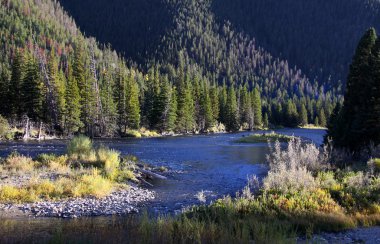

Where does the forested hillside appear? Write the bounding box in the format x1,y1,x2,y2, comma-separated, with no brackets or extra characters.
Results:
0,0,348,138
60,0,380,87
59,0,339,127
212,0,380,85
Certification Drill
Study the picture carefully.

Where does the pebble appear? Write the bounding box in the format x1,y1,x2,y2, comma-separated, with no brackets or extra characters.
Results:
9,186,155,219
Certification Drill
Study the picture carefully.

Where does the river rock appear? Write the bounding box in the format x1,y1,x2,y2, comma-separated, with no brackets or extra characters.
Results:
15,186,154,218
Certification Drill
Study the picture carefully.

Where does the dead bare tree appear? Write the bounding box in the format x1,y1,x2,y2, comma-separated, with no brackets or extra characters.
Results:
33,36,59,128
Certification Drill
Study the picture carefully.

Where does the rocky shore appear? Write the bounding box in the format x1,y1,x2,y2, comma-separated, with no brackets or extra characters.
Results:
298,227,380,244
0,186,155,218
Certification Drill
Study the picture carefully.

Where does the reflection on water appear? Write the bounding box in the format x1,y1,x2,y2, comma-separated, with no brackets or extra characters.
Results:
0,128,326,239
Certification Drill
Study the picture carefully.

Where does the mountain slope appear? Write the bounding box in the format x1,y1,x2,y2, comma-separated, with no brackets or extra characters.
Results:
60,0,380,87
212,0,380,84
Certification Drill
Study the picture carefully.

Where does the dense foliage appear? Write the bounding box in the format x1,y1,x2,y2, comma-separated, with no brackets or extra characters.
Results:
326,28,380,151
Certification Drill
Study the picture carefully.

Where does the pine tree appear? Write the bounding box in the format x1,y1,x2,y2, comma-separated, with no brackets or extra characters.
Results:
239,85,253,129
366,37,380,145
199,84,214,131
0,64,11,116
252,88,262,128
48,49,65,129
65,77,82,135
209,86,219,123
299,104,308,126
225,86,240,132
284,100,298,127
176,76,195,133
218,84,227,125
125,75,140,130
324,103,343,144
166,86,178,132
263,112,269,128
115,67,128,133
318,108,327,127
339,28,377,149
158,76,176,132
22,52,45,121
9,50,24,118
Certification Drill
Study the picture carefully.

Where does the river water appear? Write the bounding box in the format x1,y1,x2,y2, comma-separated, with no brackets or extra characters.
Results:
0,128,325,241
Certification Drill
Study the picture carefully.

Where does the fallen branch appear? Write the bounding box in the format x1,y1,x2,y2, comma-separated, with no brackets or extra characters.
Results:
138,168,167,180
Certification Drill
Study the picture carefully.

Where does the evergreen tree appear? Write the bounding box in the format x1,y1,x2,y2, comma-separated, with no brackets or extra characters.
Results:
225,86,240,131
166,86,178,132
263,112,269,128
22,52,45,121
65,77,82,135
0,64,11,116
318,108,327,127
176,76,195,133
199,84,214,131
252,88,262,128
339,28,377,149
125,75,140,130
299,104,308,126
324,103,343,144
218,84,227,125
284,100,298,127
48,49,66,129
115,67,128,133
9,50,24,118
366,38,380,145
239,85,253,129
209,86,219,123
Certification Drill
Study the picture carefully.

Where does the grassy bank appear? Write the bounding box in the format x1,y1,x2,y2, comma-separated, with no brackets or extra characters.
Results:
235,132,293,143
0,136,138,203
123,138,379,242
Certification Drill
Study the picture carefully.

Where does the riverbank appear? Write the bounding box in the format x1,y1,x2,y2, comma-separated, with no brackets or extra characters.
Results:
0,185,154,218
0,136,160,218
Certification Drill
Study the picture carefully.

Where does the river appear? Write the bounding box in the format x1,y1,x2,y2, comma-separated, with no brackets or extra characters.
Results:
0,128,325,241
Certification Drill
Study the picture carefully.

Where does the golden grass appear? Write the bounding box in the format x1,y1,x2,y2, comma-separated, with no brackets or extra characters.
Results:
2,153,35,173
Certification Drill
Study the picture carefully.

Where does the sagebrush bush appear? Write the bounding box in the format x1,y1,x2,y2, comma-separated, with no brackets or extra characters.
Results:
97,147,120,179
73,170,113,198
2,152,35,173
67,135,93,159
263,138,327,193
0,115,9,139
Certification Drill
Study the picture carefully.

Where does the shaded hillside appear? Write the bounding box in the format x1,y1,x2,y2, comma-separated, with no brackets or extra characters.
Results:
59,0,173,64
212,0,380,84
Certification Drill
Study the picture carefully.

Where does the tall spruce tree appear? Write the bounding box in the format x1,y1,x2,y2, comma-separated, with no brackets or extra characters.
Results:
22,52,45,121
299,104,308,126
125,75,140,130
252,88,262,128
366,37,380,145
340,28,377,149
225,86,240,132
176,75,195,133
65,76,82,135
0,64,11,116
9,50,24,118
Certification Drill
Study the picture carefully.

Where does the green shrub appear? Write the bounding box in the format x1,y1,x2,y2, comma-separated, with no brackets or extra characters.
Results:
0,115,9,139
2,152,35,173
125,130,142,138
97,147,120,179
73,170,113,198
67,135,93,159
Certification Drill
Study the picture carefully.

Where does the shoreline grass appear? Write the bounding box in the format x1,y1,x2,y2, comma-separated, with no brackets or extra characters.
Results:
0,136,138,203
235,132,293,143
